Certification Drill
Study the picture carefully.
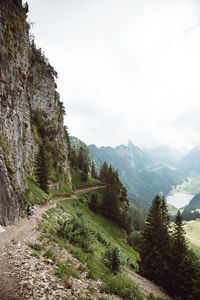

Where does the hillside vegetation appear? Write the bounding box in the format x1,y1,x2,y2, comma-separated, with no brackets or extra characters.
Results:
36,191,165,300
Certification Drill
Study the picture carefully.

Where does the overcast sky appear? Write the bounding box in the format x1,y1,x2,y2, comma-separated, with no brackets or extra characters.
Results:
25,0,200,150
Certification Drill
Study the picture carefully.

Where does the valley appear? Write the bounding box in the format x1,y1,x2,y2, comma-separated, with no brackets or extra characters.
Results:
184,220,200,255
169,174,200,195
166,192,194,209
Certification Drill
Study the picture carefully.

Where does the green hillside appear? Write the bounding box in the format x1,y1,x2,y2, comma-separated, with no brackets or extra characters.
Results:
184,220,200,255
37,192,146,300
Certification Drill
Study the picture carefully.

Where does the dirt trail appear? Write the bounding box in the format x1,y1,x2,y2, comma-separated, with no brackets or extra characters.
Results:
0,184,171,300
0,185,104,300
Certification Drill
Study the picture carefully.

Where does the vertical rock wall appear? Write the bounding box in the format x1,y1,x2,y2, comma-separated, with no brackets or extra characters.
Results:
0,0,71,225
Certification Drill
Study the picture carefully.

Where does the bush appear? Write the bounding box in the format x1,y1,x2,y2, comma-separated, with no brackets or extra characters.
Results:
29,243,44,252
127,230,143,251
147,294,165,300
101,245,126,273
54,261,79,279
95,232,108,246
57,215,94,252
44,248,56,262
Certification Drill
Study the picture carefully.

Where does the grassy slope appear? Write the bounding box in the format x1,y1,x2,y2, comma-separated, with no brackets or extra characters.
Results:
170,174,200,195
39,195,139,270
23,169,100,207
184,219,200,255
37,193,150,299
71,168,102,188
22,176,73,207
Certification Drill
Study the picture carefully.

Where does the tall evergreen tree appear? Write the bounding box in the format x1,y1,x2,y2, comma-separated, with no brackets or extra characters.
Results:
77,146,84,170
100,163,131,230
91,161,98,179
69,148,77,169
81,161,89,181
35,144,50,193
172,210,187,263
170,210,200,299
99,162,109,182
139,195,171,288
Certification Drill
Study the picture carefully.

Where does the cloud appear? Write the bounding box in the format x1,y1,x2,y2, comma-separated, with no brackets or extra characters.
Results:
26,0,200,149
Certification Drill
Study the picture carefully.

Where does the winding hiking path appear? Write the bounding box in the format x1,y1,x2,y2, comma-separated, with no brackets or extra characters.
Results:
0,185,105,300
0,184,171,300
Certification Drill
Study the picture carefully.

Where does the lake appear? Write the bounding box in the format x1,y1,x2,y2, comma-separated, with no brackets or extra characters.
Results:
167,193,194,208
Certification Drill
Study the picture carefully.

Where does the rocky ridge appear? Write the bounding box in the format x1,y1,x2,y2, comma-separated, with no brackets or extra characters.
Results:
0,0,71,225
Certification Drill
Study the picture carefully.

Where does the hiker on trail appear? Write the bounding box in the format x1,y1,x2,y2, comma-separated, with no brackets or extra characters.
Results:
26,205,32,219
30,204,36,216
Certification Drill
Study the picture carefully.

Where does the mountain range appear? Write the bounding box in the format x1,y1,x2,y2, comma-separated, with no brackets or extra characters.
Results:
88,141,185,206
182,194,200,220
70,136,200,208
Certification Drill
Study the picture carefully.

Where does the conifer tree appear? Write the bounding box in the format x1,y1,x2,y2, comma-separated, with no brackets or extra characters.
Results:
69,148,77,169
89,192,99,212
91,161,98,179
170,210,200,299
81,161,88,181
99,162,109,182
35,144,50,193
77,146,84,170
172,210,187,263
139,195,171,288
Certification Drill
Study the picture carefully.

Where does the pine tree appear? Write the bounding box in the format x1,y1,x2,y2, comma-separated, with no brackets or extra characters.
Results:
69,148,77,169
139,195,171,288
81,161,88,181
91,161,97,179
172,210,187,263
170,210,200,299
89,192,99,212
35,144,50,193
99,162,109,182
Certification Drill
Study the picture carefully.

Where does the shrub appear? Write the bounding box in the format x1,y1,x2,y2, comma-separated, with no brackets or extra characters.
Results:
95,232,108,246
101,245,126,273
147,294,165,300
44,248,56,262
57,215,94,252
127,230,143,251
54,261,79,279
29,243,44,252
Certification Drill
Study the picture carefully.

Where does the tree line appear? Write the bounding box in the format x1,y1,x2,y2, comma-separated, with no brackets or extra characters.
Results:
139,195,200,300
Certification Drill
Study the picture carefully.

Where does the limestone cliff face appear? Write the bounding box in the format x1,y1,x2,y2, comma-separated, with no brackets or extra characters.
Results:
0,0,71,225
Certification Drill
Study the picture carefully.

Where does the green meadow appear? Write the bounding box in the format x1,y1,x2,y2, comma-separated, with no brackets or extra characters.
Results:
184,219,200,255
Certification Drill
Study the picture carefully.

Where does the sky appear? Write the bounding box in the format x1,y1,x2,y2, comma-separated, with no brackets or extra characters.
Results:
25,0,200,150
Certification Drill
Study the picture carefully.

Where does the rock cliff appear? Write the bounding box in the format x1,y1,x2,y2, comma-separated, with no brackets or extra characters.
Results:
0,0,71,225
